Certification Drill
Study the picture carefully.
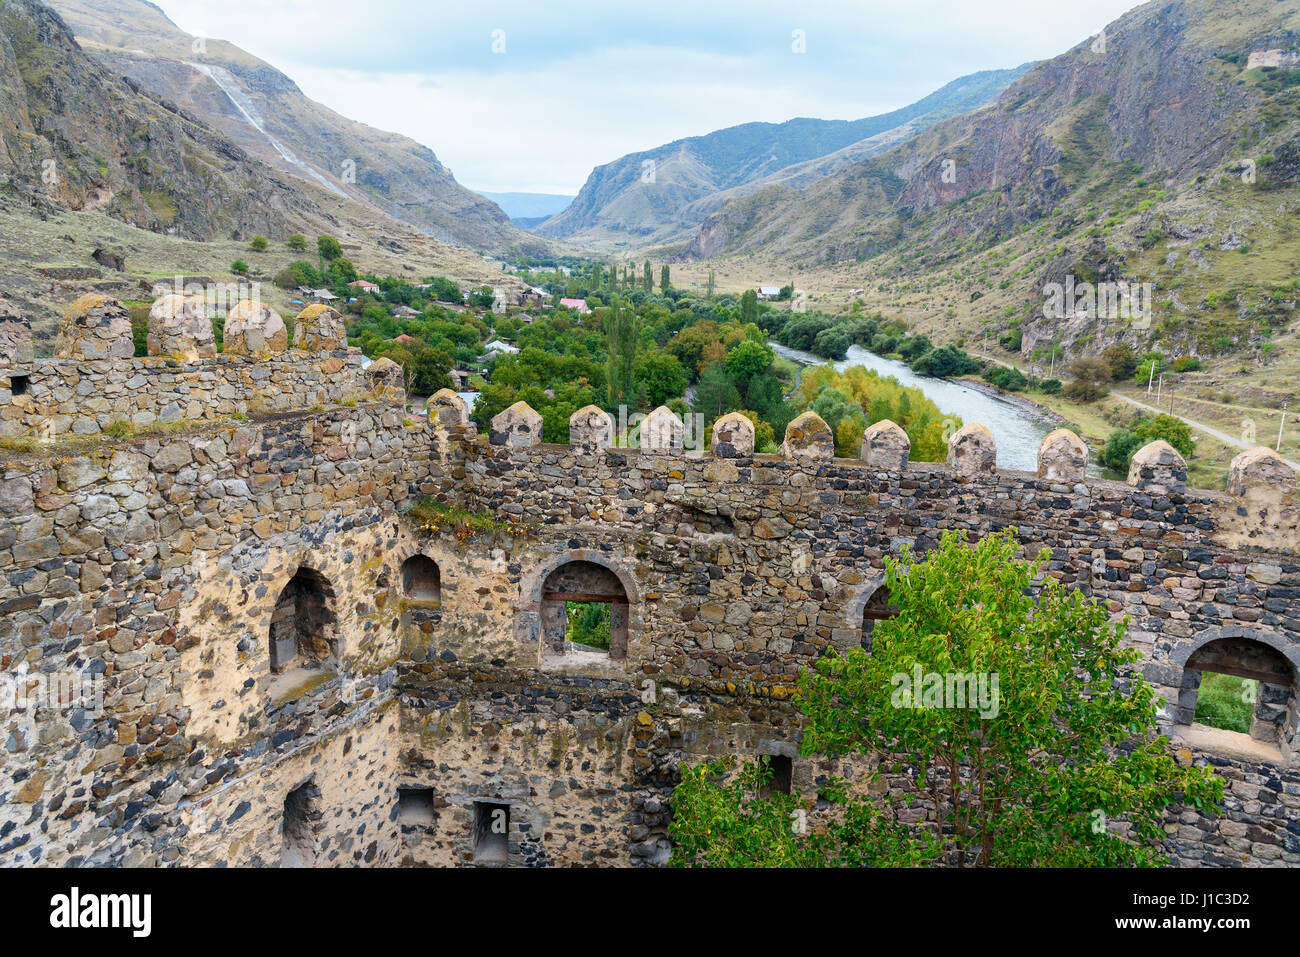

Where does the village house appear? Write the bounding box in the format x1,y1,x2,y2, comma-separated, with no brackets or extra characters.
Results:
348,279,381,295
758,285,782,300
559,297,590,314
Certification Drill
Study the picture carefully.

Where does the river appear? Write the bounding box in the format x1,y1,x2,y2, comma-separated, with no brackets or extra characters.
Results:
769,341,1076,473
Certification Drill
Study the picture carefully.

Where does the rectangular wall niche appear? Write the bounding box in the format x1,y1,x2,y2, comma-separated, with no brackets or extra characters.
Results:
396,786,435,826
759,754,793,796
8,374,29,396
473,801,510,863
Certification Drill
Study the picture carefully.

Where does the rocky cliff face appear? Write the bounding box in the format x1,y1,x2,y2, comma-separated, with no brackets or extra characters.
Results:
685,0,1299,264
43,0,548,256
0,0,342,240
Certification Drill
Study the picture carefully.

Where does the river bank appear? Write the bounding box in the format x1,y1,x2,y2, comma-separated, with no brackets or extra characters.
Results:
954,375,1074,431
769,340,1100,473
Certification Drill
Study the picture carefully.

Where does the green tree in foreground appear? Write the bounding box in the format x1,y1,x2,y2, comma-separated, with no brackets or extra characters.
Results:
670,529,1223,867
286,234,308,252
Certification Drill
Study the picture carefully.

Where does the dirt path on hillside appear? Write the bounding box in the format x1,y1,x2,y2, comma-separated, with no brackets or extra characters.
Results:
972,352,1300,472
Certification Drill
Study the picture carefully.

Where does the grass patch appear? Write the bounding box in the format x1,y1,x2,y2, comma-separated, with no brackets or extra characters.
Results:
403,496,536,543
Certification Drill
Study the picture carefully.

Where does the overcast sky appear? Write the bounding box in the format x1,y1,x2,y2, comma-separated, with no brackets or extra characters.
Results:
157,0,1140,195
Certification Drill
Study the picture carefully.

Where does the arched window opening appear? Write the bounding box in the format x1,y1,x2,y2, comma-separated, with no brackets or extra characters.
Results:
861,583,899,653
269,567,336,675
281,778,322,867
401,555,442,602
1177,637,1296,763
540,561,629,662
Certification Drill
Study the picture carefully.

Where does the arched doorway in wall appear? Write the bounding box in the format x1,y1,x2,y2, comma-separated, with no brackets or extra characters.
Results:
1175,633,1298,764
540,561,630,661
269,567,337,682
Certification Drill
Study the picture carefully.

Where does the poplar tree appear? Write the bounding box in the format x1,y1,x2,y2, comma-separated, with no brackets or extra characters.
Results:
604,295,638,410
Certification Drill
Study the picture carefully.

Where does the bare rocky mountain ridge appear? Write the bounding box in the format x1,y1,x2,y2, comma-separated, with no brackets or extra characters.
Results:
42,0,549,257
537,65,1033,251
681,0,1300,268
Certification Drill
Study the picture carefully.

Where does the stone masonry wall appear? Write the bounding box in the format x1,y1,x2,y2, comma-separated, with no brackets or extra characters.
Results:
4,349,1300,868
0,351,372,440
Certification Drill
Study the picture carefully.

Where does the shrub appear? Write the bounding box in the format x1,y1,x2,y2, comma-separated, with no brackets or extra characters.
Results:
1133,356,1164,385
1039,378,1063,394
1172,356,1201,372
911,344,980,378
249,235,268,252
1101,428,1141,471
231,260,249,275
1064,378,1107,402
982,365,1028,392
1101,343,1137,380
286,234,307,251
1134,413,1194,459
1194,673,1255,733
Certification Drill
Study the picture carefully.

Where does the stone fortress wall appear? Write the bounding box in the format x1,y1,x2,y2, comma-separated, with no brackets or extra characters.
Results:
2,295,1299,868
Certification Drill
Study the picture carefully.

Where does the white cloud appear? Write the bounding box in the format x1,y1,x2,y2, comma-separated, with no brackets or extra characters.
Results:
157,0,1139,193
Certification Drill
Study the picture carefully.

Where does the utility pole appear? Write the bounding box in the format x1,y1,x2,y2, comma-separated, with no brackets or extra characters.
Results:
1278,403,1288,452
1147,361,1155,394
1156,373,1162,407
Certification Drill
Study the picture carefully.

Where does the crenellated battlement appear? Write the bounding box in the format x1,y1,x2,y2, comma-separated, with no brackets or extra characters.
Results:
436,392,1299,557
0,296,395,441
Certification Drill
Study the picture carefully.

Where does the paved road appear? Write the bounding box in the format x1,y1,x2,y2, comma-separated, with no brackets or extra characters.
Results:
971,352,1300,471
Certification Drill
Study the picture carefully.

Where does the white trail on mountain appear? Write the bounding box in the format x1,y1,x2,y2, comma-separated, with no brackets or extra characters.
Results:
187,62,346,198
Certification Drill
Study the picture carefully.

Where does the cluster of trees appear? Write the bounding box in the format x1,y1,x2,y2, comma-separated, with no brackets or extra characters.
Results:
514,256,676,302
448,277,801,449
769,311,983,382
1058,344,1203,404
468,316,607,441
349,304,487,394
796,365,958,460
1101,413,1195,473
669,529,1224,867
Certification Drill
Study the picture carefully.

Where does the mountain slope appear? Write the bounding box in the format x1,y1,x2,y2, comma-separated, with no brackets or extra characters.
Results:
535,65,1031,250
0,0,530,343
0,0,336,240
682,0,1300,381
44,0,548,256
687,0,1300,264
